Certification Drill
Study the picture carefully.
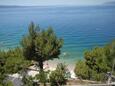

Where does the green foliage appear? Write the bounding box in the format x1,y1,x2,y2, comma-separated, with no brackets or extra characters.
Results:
0,47,31,84
21,22,63,71
22,75,34,86
3,48,31,74
74,40,115,81
5,81,14,86
0,50,7,85
0,65,6,85
84,47,110,73
74,60,90,79
91,70,106,81
49,63,68,86
35,71,48,84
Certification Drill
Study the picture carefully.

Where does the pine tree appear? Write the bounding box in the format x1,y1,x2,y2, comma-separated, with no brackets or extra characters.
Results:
21,22,63,72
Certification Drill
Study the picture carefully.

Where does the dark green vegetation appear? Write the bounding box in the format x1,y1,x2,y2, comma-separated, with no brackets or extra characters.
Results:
21,22,63,72
49,63,69,86
22,75,34,86
74,41,115,81
35,70,49,85
0,48,30,86
21,22,63,86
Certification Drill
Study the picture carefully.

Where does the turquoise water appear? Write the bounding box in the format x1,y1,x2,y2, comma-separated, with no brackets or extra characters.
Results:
0,6,115,63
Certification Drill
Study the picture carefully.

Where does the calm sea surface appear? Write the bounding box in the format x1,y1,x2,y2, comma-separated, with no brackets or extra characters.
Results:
0,6,115,64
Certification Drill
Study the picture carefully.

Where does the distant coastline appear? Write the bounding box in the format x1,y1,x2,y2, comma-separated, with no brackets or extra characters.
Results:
0,4,115,8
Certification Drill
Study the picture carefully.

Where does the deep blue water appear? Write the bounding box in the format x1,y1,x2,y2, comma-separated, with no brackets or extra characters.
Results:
0,6,115,63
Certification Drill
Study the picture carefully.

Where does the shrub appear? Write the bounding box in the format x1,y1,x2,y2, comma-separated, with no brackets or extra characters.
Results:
74,41,115,81
49,63,68,86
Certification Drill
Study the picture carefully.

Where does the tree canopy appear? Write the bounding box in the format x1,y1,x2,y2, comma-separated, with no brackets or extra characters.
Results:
21,22,63,71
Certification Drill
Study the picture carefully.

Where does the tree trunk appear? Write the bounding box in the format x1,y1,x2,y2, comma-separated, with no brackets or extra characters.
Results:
38,61,47,86
39,61,43,72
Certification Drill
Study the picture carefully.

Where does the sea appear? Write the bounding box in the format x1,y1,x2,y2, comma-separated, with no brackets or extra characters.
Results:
0,5,115,64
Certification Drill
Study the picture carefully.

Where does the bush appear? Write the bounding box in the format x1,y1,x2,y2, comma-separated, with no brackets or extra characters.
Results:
74,41,115,81
35,70,49,85
49,63,68,86
22,75,34,86
74,60,90,80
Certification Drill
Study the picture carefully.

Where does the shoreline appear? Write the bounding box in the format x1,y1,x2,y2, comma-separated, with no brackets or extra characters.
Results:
43,59,76,78
44,59,75,71
27,59,76,78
